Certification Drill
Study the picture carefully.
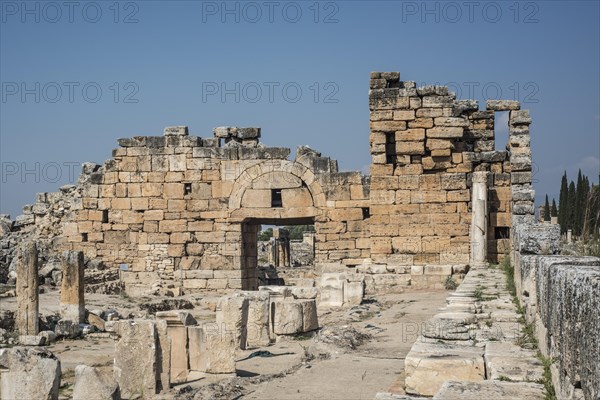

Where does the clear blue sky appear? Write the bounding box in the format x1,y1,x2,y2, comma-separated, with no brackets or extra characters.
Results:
1,0,599,217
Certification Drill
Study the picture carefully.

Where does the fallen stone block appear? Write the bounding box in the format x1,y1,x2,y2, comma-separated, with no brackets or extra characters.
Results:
298,299,319,332
113,320,160,398
216,295,249,350
19,335,46,346
240,291,270,348
0,347,61,400
73,365,120,400
405,341,485,396
189,326,236,374
272,300,303,335
319,273,345,307
344,281,364,305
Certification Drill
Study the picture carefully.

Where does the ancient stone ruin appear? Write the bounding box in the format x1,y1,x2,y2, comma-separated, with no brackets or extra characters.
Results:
0,72,597,400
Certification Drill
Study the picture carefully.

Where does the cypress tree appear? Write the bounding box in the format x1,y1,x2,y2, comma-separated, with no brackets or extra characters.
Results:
567,181,576,233
543,194,551,221
558,172,569,233
575,170,584,236
551,198,558,217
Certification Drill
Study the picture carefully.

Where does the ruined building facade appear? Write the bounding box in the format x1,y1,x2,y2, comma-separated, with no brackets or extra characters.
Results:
55,72,533,295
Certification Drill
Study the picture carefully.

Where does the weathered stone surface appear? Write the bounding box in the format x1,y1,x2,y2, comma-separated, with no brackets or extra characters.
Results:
319,273,345,307
484,342,543,382
189,326,236,374
73,365,120,400
422,312,477,341
290,286,319,299
0,347,61,400
240,291,271,348
163,126,188,136
87,312,106,331
19,334,46,346
272,300,303,335
216,295,249,350
534,256,600,400
16,241,39,335
343,281,364,305
298,299,319,332
113,320,160,398
433,381,544,400
405,341,485,396
486,100,520,111
514,223,560,255
60,250,85,324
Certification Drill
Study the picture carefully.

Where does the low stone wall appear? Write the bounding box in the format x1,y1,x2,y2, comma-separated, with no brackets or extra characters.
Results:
512,223,600,400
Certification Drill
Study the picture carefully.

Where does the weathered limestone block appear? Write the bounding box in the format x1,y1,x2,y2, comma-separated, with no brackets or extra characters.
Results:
433,381,544,400
405,341,485,396
240,291,271,348
113,320,160,398
216,295,249,350
484,342,543,382
343,281,364,305
534,257,600,400
486,100,520,111
188,326,236,374
0,347,61,400
272,300,303,335
155,311,197,384
73,365,121,400
319,273,345,307
514,223,560,255
298,299,319,332
291,286,319,299
16,241,39,335
163,126,188,136
60,251,85,324
422,312,477,341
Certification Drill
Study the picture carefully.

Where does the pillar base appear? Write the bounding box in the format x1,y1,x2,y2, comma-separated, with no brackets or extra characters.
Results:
470,262,489,269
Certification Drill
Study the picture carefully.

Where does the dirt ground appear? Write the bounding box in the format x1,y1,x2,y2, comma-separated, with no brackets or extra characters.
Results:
0,288,448,400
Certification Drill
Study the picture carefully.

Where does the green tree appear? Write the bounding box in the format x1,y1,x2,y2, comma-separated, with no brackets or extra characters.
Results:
567,181,576,232
575,170,584,236
551,198,558,217
258,228,273,241
543,194,551,221
558,172,569,233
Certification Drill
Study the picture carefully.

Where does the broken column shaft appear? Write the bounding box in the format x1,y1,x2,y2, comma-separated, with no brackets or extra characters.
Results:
16,241,39,335
60,251,85,323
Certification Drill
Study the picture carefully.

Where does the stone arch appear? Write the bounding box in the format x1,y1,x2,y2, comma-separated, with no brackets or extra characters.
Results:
228,159,326,219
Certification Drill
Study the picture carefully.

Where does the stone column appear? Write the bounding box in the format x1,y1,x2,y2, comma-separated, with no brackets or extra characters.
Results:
16,241,39,335
470,171,489,268
60,251,85,323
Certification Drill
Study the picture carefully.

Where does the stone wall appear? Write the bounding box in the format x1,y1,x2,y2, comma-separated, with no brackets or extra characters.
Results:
1,71,535,296
512,223,600,400
368,73,533,272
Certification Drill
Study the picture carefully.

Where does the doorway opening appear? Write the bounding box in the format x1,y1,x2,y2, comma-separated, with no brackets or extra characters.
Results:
241,217,315,288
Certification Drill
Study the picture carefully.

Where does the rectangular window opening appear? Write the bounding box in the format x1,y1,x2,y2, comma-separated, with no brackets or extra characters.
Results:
184,183,193,195
271,189,283,208
101,210,109,223
362,207,370,219
495,227,510,239
494,111,509,151
81,233,88,242
385,131,397,166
